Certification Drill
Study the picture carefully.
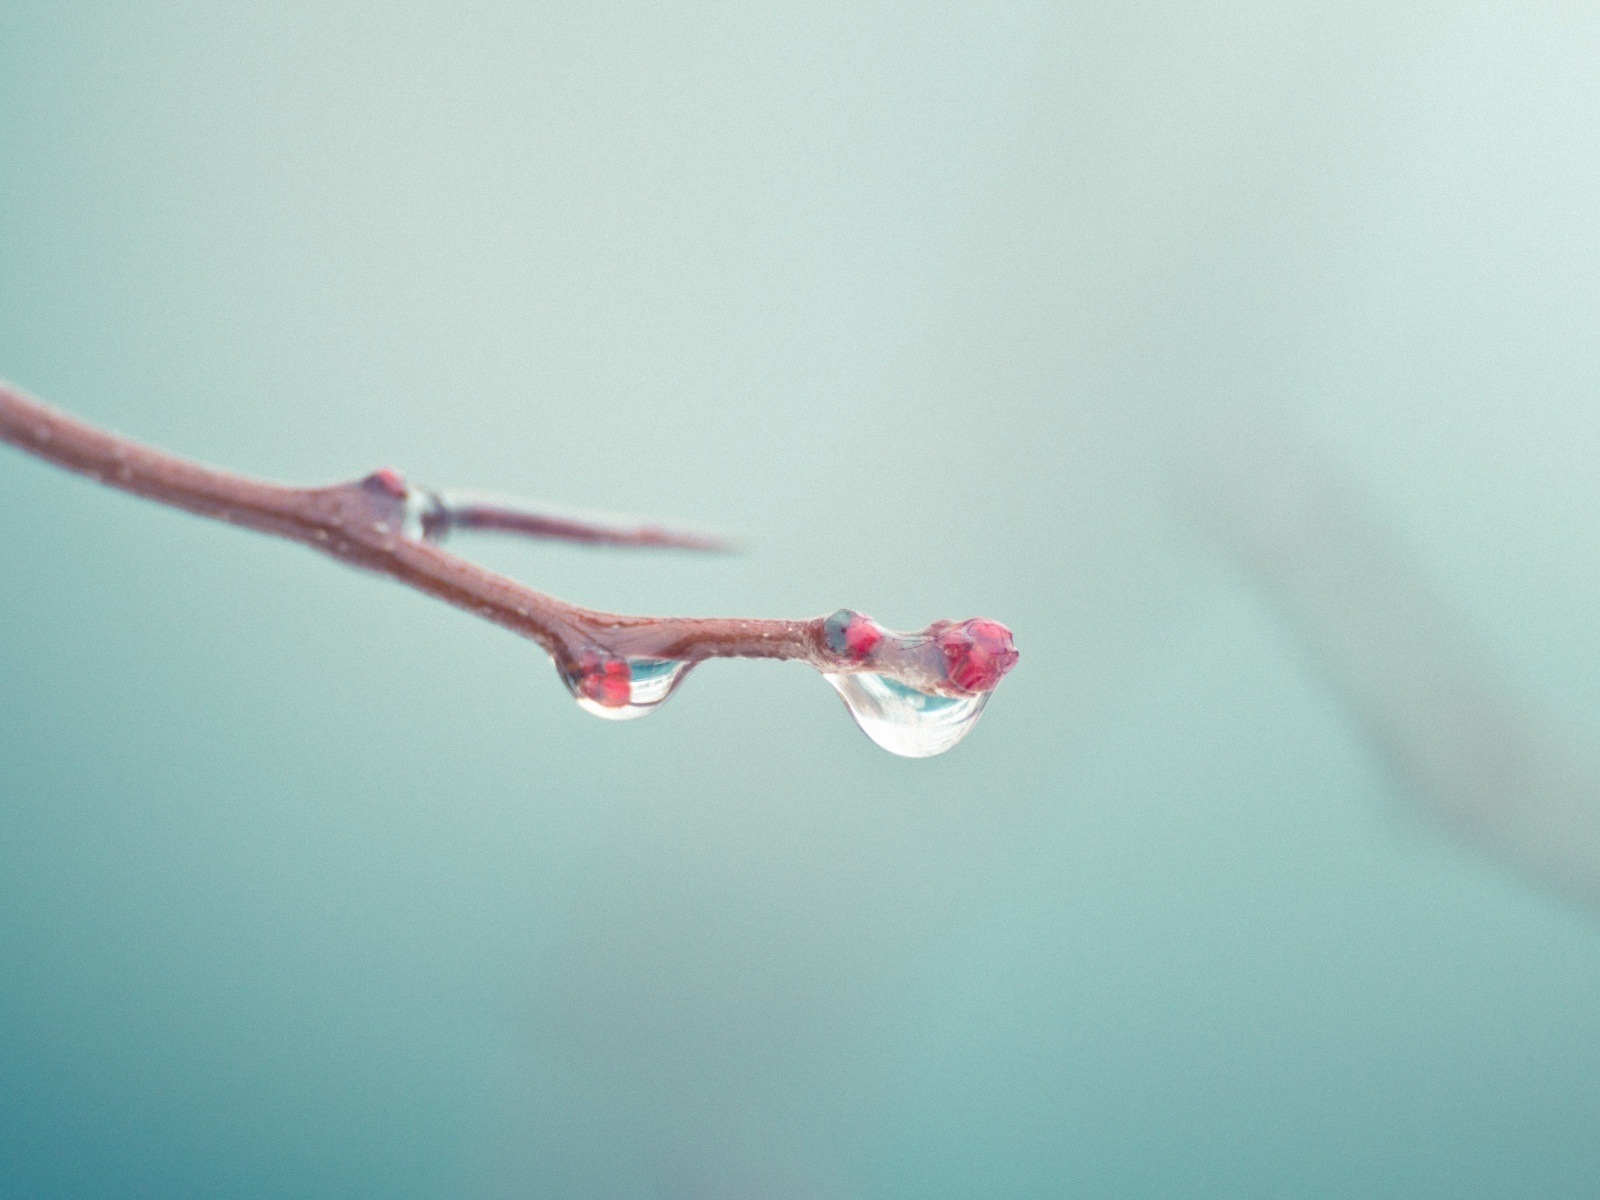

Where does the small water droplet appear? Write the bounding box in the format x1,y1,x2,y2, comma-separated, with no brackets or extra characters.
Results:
564,652,693,721
401,488,447,540
823,608,885,659
824,672,991,758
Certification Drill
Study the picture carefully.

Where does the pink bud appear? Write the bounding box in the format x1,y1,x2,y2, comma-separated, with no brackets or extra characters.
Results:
936,618,1018,693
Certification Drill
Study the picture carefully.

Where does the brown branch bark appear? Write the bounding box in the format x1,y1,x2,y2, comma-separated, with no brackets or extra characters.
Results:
0,381,1015,711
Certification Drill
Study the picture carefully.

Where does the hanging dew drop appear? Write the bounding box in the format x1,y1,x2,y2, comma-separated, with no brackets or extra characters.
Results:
563,652,693,721
824,672,991,758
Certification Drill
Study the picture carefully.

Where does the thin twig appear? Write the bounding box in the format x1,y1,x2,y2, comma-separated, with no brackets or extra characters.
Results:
420,489,735,553
0,381,1016,711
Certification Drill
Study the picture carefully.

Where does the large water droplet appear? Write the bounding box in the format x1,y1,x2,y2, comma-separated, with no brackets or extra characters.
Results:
824,672,991,758
564,653,693,721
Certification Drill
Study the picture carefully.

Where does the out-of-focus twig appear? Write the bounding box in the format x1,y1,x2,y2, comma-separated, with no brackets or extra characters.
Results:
1182,409,1600,911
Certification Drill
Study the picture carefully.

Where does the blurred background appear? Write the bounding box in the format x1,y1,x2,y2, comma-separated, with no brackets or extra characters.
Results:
4,3,1600,1196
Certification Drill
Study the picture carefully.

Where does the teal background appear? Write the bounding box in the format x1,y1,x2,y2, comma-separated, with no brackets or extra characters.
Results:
4,4,1600,1196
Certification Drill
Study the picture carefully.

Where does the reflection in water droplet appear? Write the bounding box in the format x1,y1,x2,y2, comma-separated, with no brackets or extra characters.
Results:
564,654,694,721
824,672,991,758
400,488,447,541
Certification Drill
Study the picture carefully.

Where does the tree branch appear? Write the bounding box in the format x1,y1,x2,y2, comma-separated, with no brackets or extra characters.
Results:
0,381,1016,746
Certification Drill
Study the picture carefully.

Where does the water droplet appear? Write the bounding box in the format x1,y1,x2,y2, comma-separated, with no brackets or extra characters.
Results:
823,608,885,659
400,488,447,541
934,618,1019,693
563,652,694,721
824,672,991,758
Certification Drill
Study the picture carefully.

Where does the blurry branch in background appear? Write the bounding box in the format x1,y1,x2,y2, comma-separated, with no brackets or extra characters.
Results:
1183,408,1600,913
0,381,1016,740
